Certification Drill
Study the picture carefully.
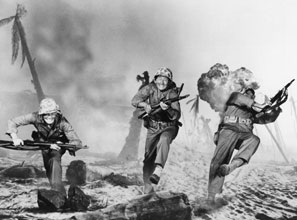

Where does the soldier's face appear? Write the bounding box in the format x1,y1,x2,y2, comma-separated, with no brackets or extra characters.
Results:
43,112,57,124
155,76,169,91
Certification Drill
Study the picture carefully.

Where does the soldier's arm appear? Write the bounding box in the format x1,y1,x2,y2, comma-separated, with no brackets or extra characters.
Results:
131,84,151,108
6,112,37,137
60,119,83,148
253,107,282,124
229,92,254,108
230,92,267,112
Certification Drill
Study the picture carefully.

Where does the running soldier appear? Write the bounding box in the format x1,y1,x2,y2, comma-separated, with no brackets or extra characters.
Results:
6,98,82,195
208,88,285,203
131,67,181,194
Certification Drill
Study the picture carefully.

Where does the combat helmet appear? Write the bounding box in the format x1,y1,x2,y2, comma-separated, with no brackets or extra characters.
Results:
38,98,60,115
154,67,173,81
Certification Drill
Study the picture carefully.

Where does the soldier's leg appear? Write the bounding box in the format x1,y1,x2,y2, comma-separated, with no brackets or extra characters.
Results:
220,134,260,176
233,133,260,163
143,129,159,193
150,127,178,184
143,155,156,194
218,159,244,177
42,150,51,180
208,129,239,202
155,127,178,167
42,149,66,195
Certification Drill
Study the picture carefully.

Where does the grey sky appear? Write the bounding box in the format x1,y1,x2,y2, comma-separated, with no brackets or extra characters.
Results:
0,0,296,158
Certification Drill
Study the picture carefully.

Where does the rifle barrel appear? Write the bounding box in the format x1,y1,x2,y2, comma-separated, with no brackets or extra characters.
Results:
286,79,295,88
0,140,88,151
270,79,295,104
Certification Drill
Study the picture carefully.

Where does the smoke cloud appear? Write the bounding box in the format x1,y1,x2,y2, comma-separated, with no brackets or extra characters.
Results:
197,63,260,112
8,0,182,153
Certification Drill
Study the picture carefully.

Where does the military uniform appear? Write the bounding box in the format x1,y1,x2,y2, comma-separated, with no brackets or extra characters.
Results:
132,81,181,186
208,92,281,196
7,112,82,194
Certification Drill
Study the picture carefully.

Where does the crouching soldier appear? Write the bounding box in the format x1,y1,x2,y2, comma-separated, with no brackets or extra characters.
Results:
132,67,181,194
208,88,284,204
6,98,82,195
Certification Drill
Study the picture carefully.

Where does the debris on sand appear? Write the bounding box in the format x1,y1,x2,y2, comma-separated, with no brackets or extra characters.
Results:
103,173,142,188
0,163,46,179
69,191,191,220
67,185,90,211
37,189,67,211
66,160,87,185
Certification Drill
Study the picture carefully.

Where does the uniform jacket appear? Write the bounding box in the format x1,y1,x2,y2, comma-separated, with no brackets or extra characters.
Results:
7,112,82,147
131,81,181,122
222,92,281,132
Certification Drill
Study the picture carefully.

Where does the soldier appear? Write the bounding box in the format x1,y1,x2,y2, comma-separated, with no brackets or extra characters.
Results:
208,88,285,204
6,98,82,195
132,67,181,194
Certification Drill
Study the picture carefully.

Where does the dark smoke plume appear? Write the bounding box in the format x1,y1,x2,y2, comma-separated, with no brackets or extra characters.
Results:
198,63,260,112
19,0,182,152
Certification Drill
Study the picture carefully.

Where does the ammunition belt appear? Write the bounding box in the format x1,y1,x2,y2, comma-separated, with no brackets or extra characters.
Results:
223,115,252,126
149,119,177,130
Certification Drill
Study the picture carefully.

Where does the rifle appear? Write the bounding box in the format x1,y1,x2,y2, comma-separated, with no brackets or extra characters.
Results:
138,83,190,119
138,94,190,119
255,79,295,118
269,79,294,104
0,140,88,152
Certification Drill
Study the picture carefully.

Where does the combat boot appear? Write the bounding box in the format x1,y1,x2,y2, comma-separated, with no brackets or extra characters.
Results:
218,159,244,177
149,164,163,184
143,183,154,194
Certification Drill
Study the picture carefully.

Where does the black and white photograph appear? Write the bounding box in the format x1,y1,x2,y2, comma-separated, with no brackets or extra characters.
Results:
0,0,297,219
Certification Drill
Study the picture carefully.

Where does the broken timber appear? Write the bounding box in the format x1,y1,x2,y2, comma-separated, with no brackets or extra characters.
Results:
70,191,192,220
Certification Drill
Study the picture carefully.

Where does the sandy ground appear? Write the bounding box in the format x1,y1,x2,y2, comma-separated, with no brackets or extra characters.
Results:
0,139,297,220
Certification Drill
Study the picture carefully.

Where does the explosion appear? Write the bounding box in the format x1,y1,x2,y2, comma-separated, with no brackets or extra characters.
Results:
198,63,260,112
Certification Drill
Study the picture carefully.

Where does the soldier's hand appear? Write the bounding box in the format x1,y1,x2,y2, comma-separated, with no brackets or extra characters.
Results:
144,103,152,113
160,101,169,110
283,88,288,98
12,138,24,146
50,144,61,151
263,101,272,110
281,88,288,97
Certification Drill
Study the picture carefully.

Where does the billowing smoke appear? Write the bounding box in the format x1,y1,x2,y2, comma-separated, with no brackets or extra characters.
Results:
16,0,182,153
198,63,260,112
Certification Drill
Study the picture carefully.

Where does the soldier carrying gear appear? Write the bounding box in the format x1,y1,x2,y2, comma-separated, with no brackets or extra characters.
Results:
132,67,181,194
6,97,83,195
207,88,284,205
